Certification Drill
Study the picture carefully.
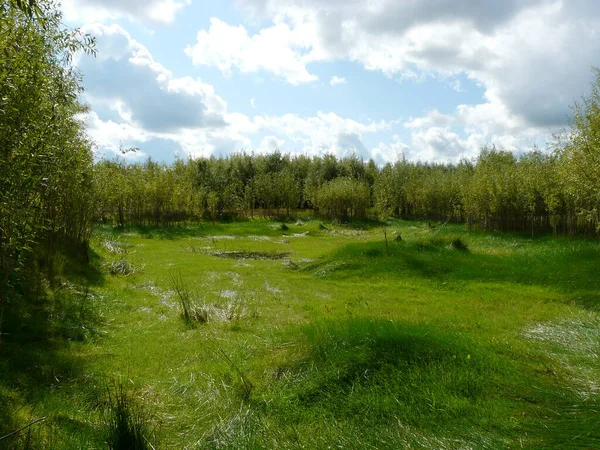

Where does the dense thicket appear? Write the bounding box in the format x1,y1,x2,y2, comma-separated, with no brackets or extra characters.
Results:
95,141,598,238
94,153,373,225
0,1,95,308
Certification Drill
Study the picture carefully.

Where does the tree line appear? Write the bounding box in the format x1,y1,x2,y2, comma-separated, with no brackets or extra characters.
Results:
93,153,378,225
95,128,600,237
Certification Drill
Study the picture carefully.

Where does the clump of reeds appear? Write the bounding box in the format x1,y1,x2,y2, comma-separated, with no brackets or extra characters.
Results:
102,380,155,450
168,270,210,323
108,259,139,276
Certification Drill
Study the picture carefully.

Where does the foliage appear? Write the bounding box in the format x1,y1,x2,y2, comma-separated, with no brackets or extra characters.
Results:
0,1,96,311
314,177,370,221
8,0,43,17
556,68,600,234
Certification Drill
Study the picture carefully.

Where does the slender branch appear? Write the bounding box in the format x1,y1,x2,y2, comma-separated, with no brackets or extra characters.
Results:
0,417,47,441
0,306,4,344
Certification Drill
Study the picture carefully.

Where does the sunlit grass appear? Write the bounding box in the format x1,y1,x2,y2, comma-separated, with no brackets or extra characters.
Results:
2,218,599,448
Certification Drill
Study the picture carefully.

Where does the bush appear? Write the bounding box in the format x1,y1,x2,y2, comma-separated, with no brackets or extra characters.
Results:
315,177,370,222
0,1,96,309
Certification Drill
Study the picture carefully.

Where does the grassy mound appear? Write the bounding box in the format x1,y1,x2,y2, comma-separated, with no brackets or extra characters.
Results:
244,319,510,448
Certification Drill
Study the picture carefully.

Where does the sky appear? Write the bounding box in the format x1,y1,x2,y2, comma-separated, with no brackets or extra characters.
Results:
62,0,600,165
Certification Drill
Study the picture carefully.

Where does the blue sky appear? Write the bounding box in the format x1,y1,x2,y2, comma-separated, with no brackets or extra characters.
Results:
62,0,600,164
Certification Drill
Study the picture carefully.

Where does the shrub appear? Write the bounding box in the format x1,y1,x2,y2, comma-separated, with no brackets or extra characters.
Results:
315,177,370,222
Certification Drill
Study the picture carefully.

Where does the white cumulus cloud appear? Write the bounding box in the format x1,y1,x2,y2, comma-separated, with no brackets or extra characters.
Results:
184,18,318,85
62,0,191,24
257,136,285,154
330,76,347,86
228,0,600,161
77,23,232,157
77,24,395,160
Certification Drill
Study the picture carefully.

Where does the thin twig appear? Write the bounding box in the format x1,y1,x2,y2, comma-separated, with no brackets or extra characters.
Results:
144,434,157,450
0,417,47,441
0,307,4,344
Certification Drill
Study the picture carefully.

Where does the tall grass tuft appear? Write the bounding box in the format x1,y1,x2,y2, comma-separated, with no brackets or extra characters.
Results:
104,381,154,450
168,270,209,323
262,318,499,437
108,258,139,276
168,270,194,322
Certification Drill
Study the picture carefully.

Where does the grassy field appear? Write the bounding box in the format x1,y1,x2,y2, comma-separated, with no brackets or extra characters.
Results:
2,218,600,449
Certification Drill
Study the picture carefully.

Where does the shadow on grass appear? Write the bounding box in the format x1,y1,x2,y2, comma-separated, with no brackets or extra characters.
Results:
63,247,105,287
268,319,500,427
0,255,106,448
107,224,206,240
306,236,600,311
255,318,600,448
100,219,301,240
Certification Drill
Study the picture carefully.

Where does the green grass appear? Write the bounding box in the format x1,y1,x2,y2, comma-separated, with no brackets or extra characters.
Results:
1,218,599,448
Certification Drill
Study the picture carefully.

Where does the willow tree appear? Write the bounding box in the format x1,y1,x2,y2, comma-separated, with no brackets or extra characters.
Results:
557,69,600,235
516,150,547,237
315,177,370,221
0,0,95,308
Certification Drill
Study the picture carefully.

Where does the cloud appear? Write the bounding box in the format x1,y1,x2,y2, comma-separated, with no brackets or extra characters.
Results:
257,136,285,153
231,0,600,146
184,18,318,85
62,0,190,24
399,99,549,163
410,127,475,161
180,110,391,160
241,0,538,34
371,136,411,165
81,1,587,164
77,23,392,160
330,76,347,86
76,24,235,158
85,110,151,151
371,128,476,165
220,111,391,159
79,24,228,136
404,109,455,129
247,112,389,157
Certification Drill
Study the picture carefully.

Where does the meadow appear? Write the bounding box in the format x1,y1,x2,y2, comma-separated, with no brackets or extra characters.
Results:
2,218,599,449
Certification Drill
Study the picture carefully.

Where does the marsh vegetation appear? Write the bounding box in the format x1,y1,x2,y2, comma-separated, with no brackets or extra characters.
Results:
2,1,600,448
2,218,600,448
